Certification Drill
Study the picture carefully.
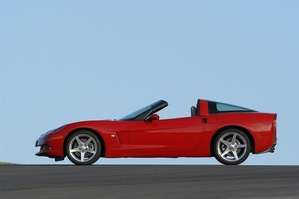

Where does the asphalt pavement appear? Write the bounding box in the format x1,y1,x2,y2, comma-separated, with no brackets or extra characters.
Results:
1,165,299,199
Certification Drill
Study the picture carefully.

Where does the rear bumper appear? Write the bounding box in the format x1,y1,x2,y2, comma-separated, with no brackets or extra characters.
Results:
257,143,276,154
268,143,276,153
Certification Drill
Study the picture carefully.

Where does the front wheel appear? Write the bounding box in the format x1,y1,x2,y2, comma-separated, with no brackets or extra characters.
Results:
214,128,251,165
65,130,101,165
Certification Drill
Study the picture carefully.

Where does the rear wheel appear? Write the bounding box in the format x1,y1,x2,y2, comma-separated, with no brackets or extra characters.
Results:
214,128,251,165
65,130,101,165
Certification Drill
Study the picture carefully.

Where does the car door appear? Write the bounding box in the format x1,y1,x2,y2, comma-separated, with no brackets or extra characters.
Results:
128,116,204,157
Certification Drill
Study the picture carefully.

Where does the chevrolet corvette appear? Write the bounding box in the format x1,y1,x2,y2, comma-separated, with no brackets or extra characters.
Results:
35,99,277,165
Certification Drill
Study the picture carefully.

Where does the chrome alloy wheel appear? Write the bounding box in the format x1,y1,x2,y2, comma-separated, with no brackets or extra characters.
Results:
66,130,101,165
69,134,97,162
214,128,251,165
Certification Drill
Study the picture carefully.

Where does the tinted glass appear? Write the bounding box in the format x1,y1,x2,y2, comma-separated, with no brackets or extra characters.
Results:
120,105,152,120
216,103,250,112
208,101,256,114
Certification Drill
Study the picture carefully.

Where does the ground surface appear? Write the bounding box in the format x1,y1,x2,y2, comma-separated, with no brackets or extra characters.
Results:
1,165,299,199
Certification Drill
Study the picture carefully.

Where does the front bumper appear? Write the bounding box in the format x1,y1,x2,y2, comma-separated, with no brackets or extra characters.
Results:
35,132,65,160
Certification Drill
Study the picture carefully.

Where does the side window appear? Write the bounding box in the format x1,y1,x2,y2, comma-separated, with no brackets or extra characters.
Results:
208,101,255,114
216,103,249,112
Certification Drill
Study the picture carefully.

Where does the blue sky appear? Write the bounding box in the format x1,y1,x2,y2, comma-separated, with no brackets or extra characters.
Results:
1,0,298,165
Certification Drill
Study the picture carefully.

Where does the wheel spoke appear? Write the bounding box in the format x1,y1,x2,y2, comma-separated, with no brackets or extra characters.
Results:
85,137,93,145
86,148,96,154
75,136,83,145
220,138,230,146
81,152,85,162
221,148,230,158
236,144,247,149
70,147,80,153
232,133,237,144
232,151,239,160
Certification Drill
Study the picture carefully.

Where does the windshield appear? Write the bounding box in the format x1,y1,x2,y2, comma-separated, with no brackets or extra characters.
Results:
120,100,168,121
120,105,152,120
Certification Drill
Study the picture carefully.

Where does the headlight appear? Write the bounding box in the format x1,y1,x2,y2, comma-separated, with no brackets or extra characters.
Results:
42,125,65,136
51,125,65,133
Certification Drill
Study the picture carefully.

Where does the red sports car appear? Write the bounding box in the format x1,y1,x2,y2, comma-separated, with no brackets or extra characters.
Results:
35,99,277,165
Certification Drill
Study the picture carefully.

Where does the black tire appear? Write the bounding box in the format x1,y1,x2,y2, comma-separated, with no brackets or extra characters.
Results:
65,130,101,165
214,128,251,165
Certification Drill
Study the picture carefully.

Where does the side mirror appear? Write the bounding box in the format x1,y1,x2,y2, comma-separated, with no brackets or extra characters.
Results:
146,114,160,122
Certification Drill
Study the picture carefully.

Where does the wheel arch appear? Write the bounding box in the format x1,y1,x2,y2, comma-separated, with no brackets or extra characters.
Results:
63,128,106,157
210,125,255,156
